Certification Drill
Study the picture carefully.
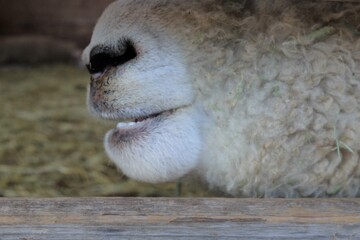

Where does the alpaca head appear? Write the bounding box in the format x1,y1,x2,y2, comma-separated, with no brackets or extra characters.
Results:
82,0,360,197
82,0,202,183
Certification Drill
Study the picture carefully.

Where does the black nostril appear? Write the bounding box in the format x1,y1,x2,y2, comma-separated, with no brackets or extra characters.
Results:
88,52,116,74
88,40,137,75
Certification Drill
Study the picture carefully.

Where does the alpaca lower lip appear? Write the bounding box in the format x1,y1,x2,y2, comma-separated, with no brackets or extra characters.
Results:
115,117,153,131
109,110,174,141
115,111,164,130
109,118,155,143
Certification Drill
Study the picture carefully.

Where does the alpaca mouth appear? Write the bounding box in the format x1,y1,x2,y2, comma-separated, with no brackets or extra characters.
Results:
116,111,164,129
107,109,176,142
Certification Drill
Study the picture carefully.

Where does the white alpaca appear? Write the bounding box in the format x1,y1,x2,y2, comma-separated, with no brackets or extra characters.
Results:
82,0,360,197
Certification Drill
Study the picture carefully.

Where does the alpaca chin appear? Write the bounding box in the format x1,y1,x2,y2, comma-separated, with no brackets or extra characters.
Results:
104,107,202,183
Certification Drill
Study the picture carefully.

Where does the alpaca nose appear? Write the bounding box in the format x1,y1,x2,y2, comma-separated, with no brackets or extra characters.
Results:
86,40,137,75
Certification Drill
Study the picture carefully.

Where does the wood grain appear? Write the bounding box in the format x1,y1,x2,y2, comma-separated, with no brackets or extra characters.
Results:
0,198,359,239
319,0,360,2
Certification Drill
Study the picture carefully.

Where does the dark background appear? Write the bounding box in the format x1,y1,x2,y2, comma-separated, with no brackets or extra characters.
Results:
0,0,114,47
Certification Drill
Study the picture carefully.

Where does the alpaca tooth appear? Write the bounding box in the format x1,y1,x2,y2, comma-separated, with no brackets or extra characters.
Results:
116,122,127,128
116,122,136,129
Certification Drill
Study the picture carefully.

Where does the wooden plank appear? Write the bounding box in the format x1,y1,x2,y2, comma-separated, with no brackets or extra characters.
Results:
323,0,360,2
319,0,360,2
0,198,359,239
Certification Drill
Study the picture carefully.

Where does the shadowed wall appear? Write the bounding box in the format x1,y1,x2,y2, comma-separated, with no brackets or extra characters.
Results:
0,0,114,47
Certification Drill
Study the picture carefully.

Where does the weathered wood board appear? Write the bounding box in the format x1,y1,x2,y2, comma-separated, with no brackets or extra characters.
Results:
0,198,359,239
